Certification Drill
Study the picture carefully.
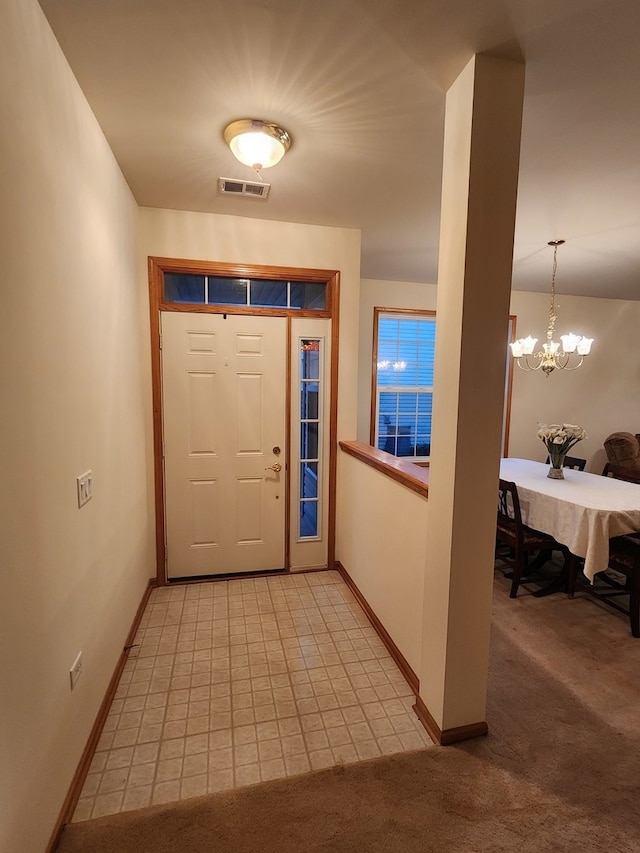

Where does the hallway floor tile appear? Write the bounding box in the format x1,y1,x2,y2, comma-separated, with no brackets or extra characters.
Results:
72,570,431,822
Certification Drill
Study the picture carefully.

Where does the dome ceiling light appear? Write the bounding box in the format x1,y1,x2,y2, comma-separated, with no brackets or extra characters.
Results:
223,119,292,172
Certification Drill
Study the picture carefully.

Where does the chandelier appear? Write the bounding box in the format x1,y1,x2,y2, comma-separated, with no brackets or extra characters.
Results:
510,239,594,376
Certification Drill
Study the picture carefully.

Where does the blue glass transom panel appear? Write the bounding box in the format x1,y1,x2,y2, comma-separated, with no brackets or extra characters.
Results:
250,279,287,307
164,274,205,303
290,282,326,310
208,277,248,305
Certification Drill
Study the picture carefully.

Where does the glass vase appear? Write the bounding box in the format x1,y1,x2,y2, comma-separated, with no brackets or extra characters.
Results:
547,453,566,479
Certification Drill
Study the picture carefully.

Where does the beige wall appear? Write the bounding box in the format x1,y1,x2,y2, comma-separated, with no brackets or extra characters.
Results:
0,3,155,851
336,454,427,674
359,279,640,469
508,291,640,471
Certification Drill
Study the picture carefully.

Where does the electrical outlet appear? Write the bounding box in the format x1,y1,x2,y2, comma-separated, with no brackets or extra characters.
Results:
76,470,93,508
69,651,83,689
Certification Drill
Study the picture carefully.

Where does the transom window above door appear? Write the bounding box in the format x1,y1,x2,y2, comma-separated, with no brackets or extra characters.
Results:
164,273,326,311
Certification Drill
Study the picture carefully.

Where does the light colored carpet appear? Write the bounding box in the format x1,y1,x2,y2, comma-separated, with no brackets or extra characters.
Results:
55,573,640,852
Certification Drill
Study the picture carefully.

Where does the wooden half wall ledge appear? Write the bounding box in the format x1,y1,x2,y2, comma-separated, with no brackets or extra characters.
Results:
339,440,429,498
47,577,157,853
336,562,488,746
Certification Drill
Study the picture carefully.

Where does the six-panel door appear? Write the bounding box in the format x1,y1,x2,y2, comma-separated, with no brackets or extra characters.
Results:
161,312,287,578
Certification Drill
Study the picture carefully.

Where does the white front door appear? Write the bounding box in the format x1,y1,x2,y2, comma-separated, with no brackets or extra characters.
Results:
161,311,286,579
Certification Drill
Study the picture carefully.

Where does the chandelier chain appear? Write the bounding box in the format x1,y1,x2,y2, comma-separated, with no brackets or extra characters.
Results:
547,242,558,335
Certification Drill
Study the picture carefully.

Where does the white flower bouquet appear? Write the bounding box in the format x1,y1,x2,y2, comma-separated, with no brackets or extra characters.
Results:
537,423,587,469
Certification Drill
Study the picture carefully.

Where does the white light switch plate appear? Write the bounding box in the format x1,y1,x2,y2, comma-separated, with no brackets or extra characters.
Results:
77,470,93,508
70,651,83,689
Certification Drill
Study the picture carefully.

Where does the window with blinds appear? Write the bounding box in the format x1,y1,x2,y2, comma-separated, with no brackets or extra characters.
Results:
371,308,515,461
373,311,436,460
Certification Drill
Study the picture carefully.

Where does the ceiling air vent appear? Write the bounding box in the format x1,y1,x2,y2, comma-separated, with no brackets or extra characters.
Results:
218,177,271,200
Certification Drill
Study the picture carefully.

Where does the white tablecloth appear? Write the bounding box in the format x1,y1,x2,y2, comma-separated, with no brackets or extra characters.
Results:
500,458,640,582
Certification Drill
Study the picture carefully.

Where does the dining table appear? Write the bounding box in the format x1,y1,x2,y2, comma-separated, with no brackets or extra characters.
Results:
500,457,640,583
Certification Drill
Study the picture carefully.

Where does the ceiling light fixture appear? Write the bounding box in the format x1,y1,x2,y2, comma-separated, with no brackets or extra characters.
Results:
510,240,594,376
223,119,291,172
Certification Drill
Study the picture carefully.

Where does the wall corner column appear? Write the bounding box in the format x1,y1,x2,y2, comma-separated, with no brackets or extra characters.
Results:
417,54,525,742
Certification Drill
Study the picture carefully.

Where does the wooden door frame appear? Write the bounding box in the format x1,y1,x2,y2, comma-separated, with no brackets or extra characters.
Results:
148,257,340,585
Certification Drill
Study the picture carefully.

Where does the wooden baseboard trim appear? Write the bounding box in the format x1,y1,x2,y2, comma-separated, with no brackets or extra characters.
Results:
413,695,489,745
335,561,419,695
46,577,157,853
334,563,488,747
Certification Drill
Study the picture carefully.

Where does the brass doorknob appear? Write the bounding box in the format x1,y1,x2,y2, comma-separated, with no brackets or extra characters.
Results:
265,463,282,473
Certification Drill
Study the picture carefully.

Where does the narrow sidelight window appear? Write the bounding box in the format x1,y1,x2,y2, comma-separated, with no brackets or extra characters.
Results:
298,339,322,537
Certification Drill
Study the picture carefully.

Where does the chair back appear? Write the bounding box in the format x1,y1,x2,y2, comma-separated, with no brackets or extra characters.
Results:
498,479,522,530
544,455,586,471
496,478,564,598
609,534,640,638
601,463,640,484
603,432,640,473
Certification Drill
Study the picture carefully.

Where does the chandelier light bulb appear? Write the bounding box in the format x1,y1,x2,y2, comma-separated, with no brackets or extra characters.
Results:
576,337,594,355
560,333,580,353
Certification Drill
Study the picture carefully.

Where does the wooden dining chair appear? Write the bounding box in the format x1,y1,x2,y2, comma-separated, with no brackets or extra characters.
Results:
601,463,640,483
496,479,569,598
570,534,640,638
544,455,586,471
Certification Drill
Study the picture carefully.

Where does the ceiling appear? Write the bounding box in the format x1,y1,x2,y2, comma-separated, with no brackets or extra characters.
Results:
38,0,640,300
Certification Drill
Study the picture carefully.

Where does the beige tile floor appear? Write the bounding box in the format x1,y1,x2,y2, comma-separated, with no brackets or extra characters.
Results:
73,570,431,822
